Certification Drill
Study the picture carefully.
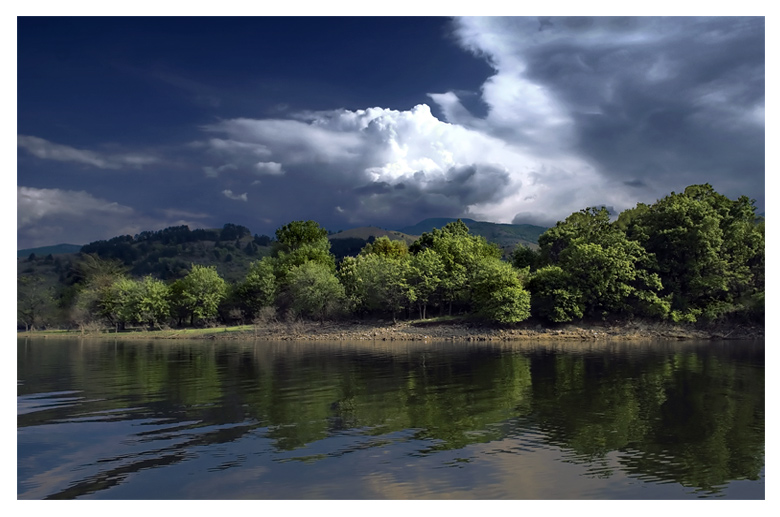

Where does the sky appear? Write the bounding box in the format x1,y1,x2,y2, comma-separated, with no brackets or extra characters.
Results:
16,14,766,249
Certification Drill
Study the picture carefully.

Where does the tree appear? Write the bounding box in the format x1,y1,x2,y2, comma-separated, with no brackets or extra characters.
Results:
410,220,502,315
131,276,171,329
274,220,329,254
272,220,336,281
237,257,277,320
470,259,531,323
359,236,409,258
369,254,415,322
286,261,345,323
173,265,227,326
527,266,584,323
618,184,764,321
407,249,444,319
533,206,668,321
511,244,542,271
538,207,612,264
17,275,53,331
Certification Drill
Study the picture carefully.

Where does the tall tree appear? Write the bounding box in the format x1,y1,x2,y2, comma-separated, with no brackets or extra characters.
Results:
407,249,444,319
410,219,502,315
172,265,227,326
533,206,668,322
237,257,277,320
273,220,336,280
618,184,764,321
470,259,531,323
17,275,53,331
286,261,345,323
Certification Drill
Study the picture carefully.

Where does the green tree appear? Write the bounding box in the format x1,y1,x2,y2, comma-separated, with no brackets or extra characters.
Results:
527,266,584,322
359,236,409,258
618,184,764,321
131,276,171,328
538,207,612,264
470,259,531,323
410,220,502,315
17,275,53,331
408,249,444,319
342,253,415,322
172,265,227,326
274,220,329,253
237,257,277,319
533,206,668,321
511,244,542,271
337,256,364,316
273,220,336,281
286,261,346,323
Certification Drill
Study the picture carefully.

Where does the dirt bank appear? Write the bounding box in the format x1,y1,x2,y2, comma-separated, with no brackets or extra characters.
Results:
24,318,763,342
195,318,765,342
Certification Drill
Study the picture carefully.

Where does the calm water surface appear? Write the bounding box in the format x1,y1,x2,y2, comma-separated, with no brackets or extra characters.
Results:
17,337,764,499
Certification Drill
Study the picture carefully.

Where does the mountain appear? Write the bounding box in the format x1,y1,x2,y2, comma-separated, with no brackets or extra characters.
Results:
397,218,547,252
17,243,82,258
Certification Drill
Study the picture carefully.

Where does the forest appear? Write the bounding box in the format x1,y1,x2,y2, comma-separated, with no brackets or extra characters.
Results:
17,184,764,332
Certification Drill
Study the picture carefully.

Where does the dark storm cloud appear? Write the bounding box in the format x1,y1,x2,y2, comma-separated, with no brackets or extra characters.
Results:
515,16,765,204
338,164,512,229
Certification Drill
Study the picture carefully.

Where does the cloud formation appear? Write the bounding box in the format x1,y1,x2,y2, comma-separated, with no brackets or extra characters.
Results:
222,189,248,202
18,135,159,169
189,17,762,231
451,17,764,199
17,186,208,248
16,17,764,248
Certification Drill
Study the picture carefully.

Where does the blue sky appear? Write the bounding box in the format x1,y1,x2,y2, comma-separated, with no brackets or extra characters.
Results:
17,14,766,248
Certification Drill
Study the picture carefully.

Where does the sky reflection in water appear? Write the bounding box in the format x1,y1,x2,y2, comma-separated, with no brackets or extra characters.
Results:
17,338,765,499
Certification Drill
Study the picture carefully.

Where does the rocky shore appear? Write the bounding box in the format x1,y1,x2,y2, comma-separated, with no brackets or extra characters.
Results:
206,318,764,342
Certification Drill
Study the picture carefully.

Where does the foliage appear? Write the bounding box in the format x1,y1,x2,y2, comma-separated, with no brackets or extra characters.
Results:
273,220,336,281
407,249,444,319
511,244,542,271
470,259,531,323
359,236,409,258
411,219,502,314
341,253,415,321
17,275,54,330
172,265,227,325
286,262,346,322
617,184,764,321
237,258,277,319
527,266,584,322
17,185,764,330
126,276,171,328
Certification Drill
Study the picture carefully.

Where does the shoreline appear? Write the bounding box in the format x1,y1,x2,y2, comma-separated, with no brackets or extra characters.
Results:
20,318,765,342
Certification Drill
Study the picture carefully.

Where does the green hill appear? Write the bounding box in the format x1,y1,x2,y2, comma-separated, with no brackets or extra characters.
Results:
329,226,418,243
17,243,82,258
397,218,547,253
328,226,419,259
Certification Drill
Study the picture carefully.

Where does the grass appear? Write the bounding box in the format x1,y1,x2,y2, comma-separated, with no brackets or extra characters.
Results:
20,325,256,339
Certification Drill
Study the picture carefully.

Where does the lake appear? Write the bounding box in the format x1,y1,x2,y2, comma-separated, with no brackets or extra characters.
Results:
17,337,764,500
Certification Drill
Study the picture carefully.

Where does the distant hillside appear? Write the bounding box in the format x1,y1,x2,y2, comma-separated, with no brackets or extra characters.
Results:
62,224,273,283
328,226,418,259
329,226,418,243
397,218,548,253
17,243,82,258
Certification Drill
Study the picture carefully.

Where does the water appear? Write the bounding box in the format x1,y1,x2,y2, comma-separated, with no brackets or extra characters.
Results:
17,337,764,499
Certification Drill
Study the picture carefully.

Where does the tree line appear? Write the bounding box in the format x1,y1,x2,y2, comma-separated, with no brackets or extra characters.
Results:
17,184,764,331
